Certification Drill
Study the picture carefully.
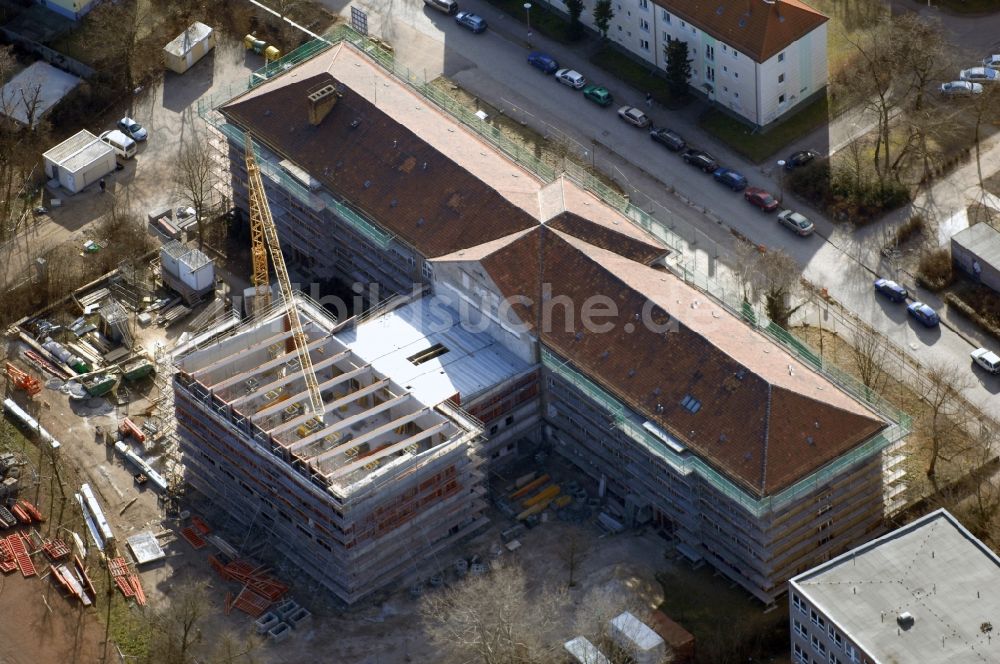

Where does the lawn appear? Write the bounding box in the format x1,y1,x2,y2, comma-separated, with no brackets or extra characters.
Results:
699,96,830,163
587,44,683,108
656,566,790,664
481,0,577,43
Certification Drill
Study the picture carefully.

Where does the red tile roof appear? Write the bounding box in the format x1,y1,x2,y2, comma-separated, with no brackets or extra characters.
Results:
221,72,538,258
659,0,828,62
546,211,668,265
480,227,886,497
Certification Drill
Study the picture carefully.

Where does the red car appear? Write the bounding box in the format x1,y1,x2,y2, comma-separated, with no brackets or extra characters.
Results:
744,187,779,212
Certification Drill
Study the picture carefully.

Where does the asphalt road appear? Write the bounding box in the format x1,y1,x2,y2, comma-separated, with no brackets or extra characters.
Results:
324,0,1000,410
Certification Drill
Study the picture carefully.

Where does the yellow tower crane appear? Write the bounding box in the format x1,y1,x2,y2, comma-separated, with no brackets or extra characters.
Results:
243,132,325,421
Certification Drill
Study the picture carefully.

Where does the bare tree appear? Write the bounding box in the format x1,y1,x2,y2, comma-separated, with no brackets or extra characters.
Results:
561,528,590,589
921,362,973,480
143,579,211,664
420,562,567,664
174,137,217,250
572,586,674,664
735,242,804,328
207,630,262,664
849,321,889,397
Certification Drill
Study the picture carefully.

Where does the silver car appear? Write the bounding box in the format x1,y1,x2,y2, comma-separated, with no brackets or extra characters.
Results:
959,67,999,83
982,54,1000,70
616,106,650,128
941,81,983,97
555,68,587,89
777,209,814,236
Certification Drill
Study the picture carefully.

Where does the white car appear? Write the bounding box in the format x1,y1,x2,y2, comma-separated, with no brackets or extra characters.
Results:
616,106,650,128
776,209,814,236
554,68,586,89
940,81,983,97
982,54,1000,70
971,348,1000,375
959,67,1000,83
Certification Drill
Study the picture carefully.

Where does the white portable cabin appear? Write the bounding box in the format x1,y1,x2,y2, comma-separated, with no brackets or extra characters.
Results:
164,22,216,74
564,636,611,664
609,612,667,664
42,130,116,194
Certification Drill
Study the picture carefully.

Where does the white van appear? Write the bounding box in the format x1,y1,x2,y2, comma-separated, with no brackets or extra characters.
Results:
424,0,458,14
99,129,137,159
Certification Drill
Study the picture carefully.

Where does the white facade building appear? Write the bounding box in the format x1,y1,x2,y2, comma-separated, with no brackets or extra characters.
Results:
578,0,828,126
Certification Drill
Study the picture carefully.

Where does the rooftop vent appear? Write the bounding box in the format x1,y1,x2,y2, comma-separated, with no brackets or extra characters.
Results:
897,612,914,629
627,368,636,378
307,82,342,126
363,180,372,189
653,387,661,396
390,199,398,208
407,343,449,366
350,118,361,129
600,350,610,360
719,433,727,443
806,436,815,446
574,331,584,341
656,403,664,413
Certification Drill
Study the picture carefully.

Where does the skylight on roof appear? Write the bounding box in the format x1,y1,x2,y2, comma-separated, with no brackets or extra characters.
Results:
407,343,449,365
680,394,701,413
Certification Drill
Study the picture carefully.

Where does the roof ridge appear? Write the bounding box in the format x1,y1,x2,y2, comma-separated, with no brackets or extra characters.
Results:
759,382,772,493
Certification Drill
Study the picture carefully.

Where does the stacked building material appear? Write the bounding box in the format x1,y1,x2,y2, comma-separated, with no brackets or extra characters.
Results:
42,538,70,561
0,538,16,573
6,533,35,577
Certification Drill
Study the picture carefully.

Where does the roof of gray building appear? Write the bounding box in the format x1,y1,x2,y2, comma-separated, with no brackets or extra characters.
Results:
953,222,1000,269
791,509,1000,664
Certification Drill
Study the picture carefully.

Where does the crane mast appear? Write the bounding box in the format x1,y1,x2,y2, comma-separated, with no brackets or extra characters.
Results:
243,132,325,421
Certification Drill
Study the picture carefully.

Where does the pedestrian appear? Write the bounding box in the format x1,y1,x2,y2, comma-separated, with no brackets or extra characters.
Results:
99,178,106,194
646,92,653,107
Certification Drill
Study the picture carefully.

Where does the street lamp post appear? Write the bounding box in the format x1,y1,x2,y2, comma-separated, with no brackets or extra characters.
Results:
524,2,532,37
776,159,786,204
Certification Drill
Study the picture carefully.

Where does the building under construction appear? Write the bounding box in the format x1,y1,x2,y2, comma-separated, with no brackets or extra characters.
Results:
173,292,534,603
183,34,910,605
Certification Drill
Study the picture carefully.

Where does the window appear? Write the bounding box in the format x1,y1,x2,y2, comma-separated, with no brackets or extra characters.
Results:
734,92,739,99
818,519,833,533
639,38,650,50
793,593,808,615
778,51,786,62
810,609,826,629
793,619,808,637
722,44,727,52
794,644,809,664
828,654,843,664
640,18,649,31
663,31,669,41
505,415,515,426
722,86,727,92
723,65,728,72
733,50,738,59
811,635,826,656
489,424,498,435
662,9,670,23
706,67,715,82
779,94,786,104
705,44,714,60
734,72,739,78
680,20,686,28
779,73,785,83
638,0,648,8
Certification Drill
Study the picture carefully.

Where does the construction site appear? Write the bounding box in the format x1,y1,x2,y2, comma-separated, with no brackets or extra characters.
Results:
0,20,925,664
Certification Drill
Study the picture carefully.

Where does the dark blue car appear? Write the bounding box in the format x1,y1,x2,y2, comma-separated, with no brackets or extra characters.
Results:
907,302,940,327
527,51,559,74
712,167,748,191
874,278,908,303
455,11,487,33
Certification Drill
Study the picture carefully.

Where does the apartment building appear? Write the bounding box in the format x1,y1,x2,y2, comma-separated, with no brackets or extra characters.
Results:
192,37,908,604
789,509,1000,664
577,0,828,126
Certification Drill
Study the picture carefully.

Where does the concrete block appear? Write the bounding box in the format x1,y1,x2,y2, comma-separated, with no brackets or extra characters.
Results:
254,612,279,635
268,622,292,642
275,600,300,620
287,607,312,628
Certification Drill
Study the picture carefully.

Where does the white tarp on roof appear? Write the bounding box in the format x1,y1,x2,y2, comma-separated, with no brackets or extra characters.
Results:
0,61,80,126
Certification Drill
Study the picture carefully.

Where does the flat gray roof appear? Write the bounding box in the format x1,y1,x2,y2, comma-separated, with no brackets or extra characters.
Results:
791,509,1000,664
336,295,531,408
43,129,113,173
953,222,1000,269
0,60,80,126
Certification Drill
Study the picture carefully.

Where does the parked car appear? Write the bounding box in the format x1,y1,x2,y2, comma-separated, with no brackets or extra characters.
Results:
117,117,147,142
712,167,748,191
743,187,779,212
582,84,613,106
424,0,458,14
941,81,983,97
681,149,718,173
984,54,1000,70
555,69,586,89
776,209,814,236
455,11,487,32
784,150,819,170
960,67,1000,83
527,51,559,74
971,347,1000,374
617,106,649,128
873,278,908,302
649,127,685,151
907,302,940,327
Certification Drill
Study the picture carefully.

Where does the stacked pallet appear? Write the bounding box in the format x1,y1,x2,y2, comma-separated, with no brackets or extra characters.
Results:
42,538,70,561
108,556,146,606
6,533,35,577
208,554,290,617
0,538,16,573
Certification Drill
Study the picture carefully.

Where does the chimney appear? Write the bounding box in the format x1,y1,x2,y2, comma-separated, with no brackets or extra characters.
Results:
307,82,342,126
